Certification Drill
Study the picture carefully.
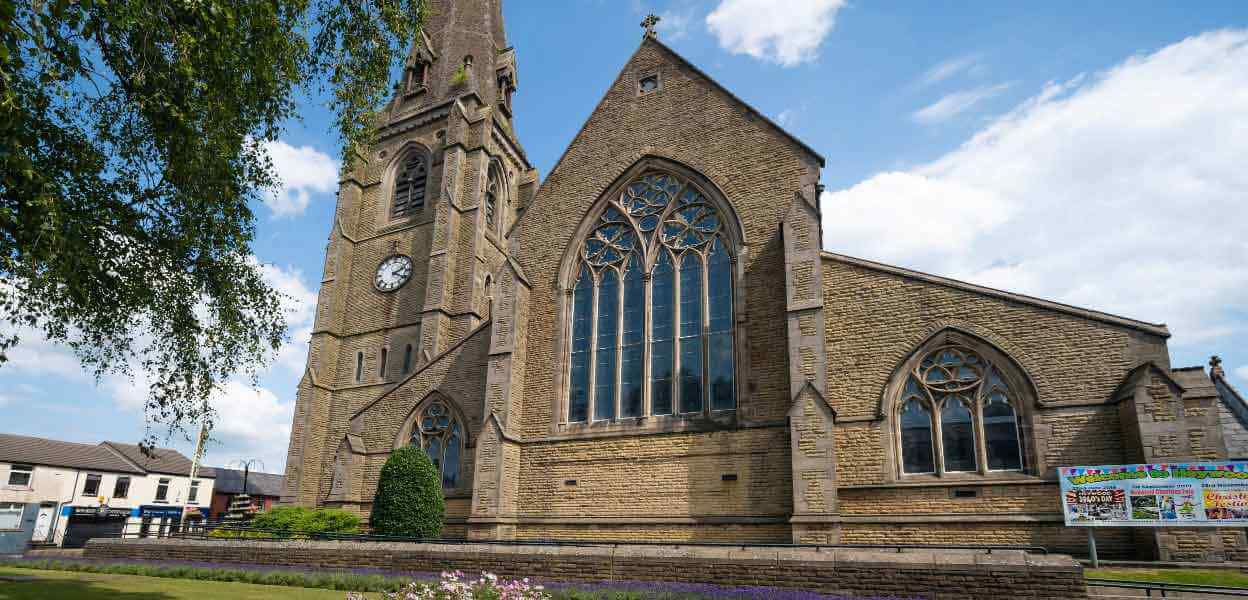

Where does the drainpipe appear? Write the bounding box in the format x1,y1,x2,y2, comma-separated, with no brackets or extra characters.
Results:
50,470,83,546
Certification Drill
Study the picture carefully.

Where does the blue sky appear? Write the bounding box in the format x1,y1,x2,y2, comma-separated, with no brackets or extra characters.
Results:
3,0,1246,472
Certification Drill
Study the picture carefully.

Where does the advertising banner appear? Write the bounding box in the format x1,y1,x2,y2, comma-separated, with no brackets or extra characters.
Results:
1060,462,1248,527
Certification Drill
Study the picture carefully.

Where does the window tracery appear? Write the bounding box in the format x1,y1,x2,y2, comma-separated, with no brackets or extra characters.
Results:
896,344,1025,476
409,400,463,488
566,171,736,424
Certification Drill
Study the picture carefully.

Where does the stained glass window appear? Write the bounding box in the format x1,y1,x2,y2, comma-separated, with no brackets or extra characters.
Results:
566,170,736,423
898,344,1025,476
410,400,463,489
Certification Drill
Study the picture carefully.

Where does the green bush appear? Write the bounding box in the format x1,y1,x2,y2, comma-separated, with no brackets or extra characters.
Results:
242,506,361,537
370,444,444,538
207,528,275,539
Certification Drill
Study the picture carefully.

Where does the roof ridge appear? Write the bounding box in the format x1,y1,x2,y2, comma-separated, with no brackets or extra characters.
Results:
643,37,825,166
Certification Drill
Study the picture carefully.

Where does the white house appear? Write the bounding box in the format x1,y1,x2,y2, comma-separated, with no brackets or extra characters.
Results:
0,433,215,549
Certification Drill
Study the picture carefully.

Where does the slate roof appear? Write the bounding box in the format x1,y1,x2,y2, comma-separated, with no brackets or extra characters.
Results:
100,441,203,477
200,468,284,497
0,433,143,474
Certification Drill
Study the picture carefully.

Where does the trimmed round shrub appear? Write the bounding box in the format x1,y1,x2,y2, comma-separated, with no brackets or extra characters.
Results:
370,444,444,538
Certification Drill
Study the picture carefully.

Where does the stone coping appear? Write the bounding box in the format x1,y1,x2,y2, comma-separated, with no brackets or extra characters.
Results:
86,538,1081,574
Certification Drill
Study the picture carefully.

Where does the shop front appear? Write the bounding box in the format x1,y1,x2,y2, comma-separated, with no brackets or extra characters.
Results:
137,505,183,538
62,506,131,548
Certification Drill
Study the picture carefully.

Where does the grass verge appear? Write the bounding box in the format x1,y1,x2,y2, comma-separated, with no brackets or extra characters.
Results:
0,560,407,593
1087,567,1248,588
0,566,360,599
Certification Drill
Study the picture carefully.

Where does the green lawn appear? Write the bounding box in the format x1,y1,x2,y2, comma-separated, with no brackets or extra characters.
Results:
1087,567,1248,588
0,567,363,600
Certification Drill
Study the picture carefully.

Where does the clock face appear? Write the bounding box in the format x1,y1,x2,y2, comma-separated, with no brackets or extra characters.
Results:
375,255,413,292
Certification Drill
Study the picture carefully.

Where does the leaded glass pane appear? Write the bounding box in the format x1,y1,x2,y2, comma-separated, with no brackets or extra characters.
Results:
940,396,977,472
678,252,703,413
594,269,619,420
443,427,461,488
984,397,1022,470
425,437,442,470
707,238,734,410
569,267,593,423
650,251,675,415
620,254,645,417
900,397,935,474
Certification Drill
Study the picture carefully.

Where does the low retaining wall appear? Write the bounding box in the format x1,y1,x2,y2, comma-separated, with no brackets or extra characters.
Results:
85,538,1088,600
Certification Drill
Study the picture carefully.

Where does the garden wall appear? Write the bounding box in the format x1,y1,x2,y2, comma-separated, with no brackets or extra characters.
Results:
85,538,1088,600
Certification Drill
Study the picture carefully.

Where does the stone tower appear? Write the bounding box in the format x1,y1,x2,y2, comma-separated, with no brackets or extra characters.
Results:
280,0,537,508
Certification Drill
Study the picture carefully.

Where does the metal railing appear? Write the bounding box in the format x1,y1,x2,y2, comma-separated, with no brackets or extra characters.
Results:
1088,578,1248,597
96,519,1048,554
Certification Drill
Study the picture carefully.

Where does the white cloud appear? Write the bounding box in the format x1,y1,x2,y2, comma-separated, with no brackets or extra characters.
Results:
256,262,317,375
776,108,796,127
824,29,1248,347
912,83,1012,124
917,54,983,88
262,140,337,217
1,319,91,381
1236,365,1248,384
0,394,10,408
657,10,692,41
706,0,845,67
201,380,293,471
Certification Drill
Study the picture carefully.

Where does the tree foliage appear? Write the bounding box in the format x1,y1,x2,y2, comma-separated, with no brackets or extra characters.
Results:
370,445,443,538
0,0,426,444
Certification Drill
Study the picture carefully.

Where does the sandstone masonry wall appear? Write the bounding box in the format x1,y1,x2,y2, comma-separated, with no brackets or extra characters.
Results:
86,538,1088,600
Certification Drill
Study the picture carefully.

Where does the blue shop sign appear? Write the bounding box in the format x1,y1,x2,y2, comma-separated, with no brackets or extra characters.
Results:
139,505,183,519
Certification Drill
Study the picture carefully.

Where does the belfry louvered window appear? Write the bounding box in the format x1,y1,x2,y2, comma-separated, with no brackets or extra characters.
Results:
392,151,428,218
567,171,736,423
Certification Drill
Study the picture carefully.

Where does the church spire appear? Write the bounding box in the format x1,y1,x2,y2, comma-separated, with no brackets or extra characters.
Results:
390,0,516,121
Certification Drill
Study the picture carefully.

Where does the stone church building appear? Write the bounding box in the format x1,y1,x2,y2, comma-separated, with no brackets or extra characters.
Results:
281,0,1248,561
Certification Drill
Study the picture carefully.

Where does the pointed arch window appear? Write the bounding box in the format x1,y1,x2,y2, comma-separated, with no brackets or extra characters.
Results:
485,165,503,233
895,343,1026,476
409,400,464,489
565,171,736,423
393,150,428,218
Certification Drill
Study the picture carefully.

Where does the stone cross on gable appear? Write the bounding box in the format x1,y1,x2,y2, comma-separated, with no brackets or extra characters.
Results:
1211,355,1225,379
641,14,661,38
